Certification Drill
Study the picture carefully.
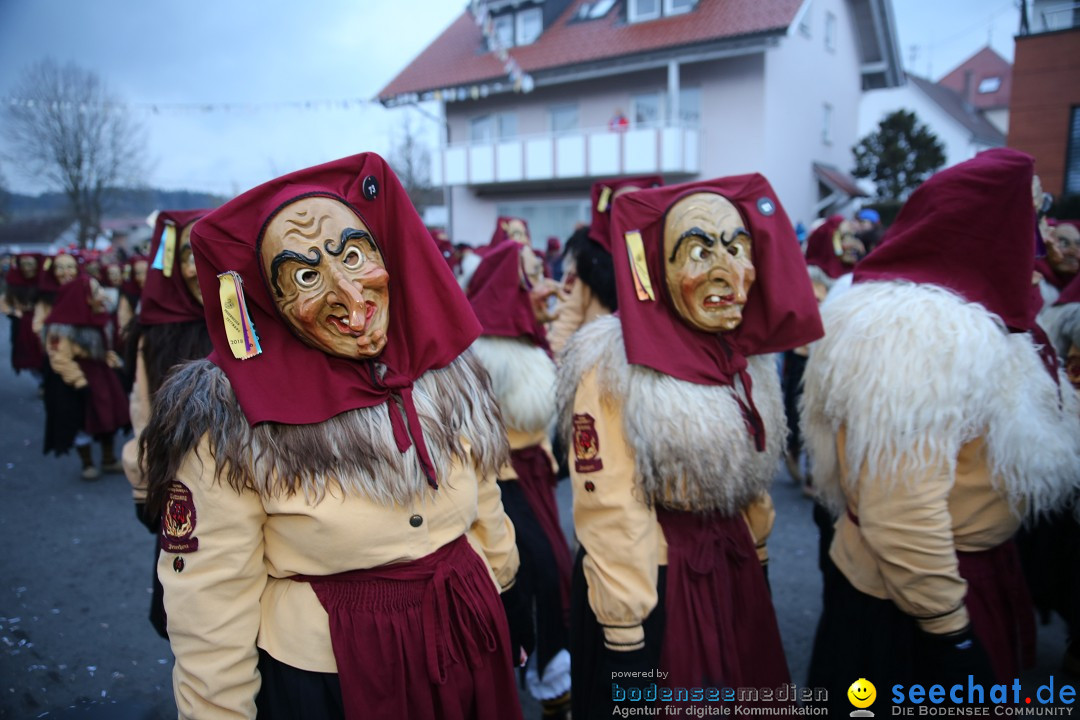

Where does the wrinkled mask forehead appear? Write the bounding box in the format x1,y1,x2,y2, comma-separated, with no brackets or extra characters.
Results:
259,195,391,360
662,192,756,333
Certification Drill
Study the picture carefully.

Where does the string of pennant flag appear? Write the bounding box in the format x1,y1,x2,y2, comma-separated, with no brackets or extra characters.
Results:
2,96,382,115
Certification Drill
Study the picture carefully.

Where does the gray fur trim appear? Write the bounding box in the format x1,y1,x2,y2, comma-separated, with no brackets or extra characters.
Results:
45,324,107,360
143,350,509,508
557,315,784,514
469,335,556,434
802,281,1080,519
1038,302,1080,359
805,265,838,291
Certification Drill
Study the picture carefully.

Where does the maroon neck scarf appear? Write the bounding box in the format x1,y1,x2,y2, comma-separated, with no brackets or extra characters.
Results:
1055,272,1080,306
803,215,849,279
6,253,43,288
1035,257,1075,291
588,175,663,252
139,210,210,326
610,175,824,450
466,240,549,352
854,148,1039,332
191,153,481,487
44,275,107,328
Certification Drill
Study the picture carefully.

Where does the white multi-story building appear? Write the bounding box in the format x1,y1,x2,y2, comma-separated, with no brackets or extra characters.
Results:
379,0,902,245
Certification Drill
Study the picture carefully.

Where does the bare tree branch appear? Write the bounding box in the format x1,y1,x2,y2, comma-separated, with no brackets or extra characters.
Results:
3,59,146,247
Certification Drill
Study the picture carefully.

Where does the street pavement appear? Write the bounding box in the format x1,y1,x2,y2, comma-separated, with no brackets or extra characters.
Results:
0,326,1069,718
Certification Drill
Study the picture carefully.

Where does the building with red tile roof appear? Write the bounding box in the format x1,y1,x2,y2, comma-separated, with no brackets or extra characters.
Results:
938,46,1012,134
380,0,901,245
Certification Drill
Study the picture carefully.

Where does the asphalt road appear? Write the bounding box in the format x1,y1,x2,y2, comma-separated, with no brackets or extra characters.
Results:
0,326,1070,719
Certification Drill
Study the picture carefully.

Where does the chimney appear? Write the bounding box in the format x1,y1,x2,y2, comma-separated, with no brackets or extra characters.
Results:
962,69,975,108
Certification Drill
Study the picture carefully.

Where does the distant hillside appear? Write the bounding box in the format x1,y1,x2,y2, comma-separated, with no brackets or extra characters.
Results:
1,187,227,221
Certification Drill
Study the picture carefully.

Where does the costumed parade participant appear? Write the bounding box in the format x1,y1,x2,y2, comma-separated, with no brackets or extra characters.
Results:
3,253,45,379
466,240,573,719
117,253,150,333
1025,275,1080,675
803,149,1080,714
548,176,661,356
42,273,129,480
557,175,823,717
1037,221,1080,305
141,153,525,720
122,209,213,639
33,251,80,336
786,216,858,517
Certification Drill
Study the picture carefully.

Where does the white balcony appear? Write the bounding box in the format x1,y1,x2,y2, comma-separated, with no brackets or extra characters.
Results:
432,124,700,187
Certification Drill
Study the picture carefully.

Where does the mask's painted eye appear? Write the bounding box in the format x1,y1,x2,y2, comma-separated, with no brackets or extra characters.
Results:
342,246,365,269
295,268,320,288
690,245,709,261
728,240,748,258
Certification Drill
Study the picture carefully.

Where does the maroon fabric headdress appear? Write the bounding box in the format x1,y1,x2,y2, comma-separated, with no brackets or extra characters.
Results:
44,275,107,328
139,210,210,326
488,215,530,247
803,215,849,279
589,175,663,251
466,240,549,352
37,253,80,294
854,148,1039,333
191,153,481,486
6,253,43,288
610,175,824,450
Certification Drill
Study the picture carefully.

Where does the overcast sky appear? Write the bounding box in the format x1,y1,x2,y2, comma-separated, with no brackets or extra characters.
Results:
0,0,1021,197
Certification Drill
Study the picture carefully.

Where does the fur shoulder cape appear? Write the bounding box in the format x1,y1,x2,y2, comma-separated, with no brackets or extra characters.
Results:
469,335,556,435
143,350,509,510
802,281,1080,517
556,315,784,514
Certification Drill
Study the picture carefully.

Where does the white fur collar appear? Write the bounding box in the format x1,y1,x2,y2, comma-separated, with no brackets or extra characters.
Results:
470,335,556,435
557,315,784,514
802,281,1080,517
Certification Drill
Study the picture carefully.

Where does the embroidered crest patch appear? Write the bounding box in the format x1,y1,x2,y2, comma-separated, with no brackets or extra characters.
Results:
572,413,604,473
161,481,199,553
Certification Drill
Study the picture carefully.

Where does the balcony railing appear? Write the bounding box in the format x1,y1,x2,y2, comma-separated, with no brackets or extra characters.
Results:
1033,1,1080,32
432,124,700,187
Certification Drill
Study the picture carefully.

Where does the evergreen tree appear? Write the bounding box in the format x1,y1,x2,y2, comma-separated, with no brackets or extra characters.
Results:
852,110,945,201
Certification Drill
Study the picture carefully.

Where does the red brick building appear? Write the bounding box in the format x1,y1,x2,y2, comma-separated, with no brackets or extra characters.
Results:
1008,5,1080,198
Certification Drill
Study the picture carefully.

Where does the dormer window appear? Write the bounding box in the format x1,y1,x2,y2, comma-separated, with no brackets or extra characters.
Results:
628,0,697,23
516,7,543,45
490,15,514,49
978,77,1002,94
486,5,543,49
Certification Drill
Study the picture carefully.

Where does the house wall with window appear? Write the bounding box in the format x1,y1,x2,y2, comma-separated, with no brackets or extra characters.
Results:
859,84,994,169
762,0,863,223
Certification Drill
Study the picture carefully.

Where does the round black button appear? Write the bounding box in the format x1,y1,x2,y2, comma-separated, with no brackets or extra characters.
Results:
409,514,423,528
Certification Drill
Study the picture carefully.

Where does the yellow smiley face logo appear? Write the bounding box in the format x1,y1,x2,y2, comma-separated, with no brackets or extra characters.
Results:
847,678,876,709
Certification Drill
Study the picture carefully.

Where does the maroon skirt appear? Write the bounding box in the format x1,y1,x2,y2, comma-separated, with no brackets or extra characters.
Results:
509,444,572,616
958,540,1036,681
78,360,129,435
11,312,43,372
656,508,791,694
296,535,523,720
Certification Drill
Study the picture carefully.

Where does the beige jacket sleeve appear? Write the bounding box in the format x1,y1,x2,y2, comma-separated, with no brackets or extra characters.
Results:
45,333,87,389
571,369,658,652
32,301,51,336
854,451,969,634
123,344,152,501
742,492,775,565
547,278,588,358
159,437,268,720
468,466,520,591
